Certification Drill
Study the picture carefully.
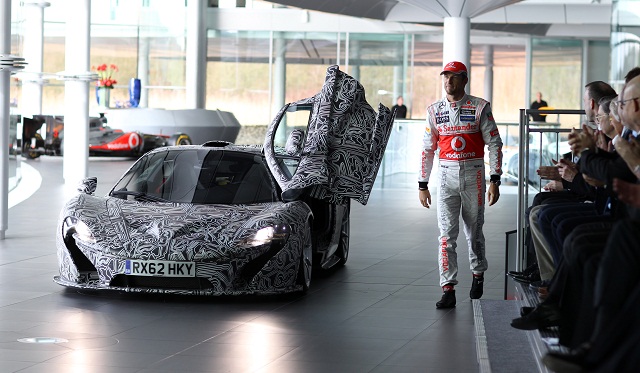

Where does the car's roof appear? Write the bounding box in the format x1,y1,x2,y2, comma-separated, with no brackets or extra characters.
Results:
150,142,265,156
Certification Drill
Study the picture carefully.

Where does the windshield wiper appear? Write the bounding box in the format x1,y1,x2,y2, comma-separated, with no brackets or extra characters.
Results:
110,190,170,203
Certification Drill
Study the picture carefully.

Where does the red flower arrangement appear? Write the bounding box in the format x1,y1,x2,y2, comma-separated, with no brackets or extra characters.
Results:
92,63,118,88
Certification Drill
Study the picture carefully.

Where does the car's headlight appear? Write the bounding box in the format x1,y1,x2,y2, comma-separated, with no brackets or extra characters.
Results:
239,224,290,248
63,217,96,243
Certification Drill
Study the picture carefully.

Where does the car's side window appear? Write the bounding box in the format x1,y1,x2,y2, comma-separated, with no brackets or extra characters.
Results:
233,163,273,204
271,105,311,181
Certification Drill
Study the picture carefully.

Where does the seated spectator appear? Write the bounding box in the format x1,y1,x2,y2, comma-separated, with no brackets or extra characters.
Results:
512,71,640,364
542,217,640,373
510,81,615,289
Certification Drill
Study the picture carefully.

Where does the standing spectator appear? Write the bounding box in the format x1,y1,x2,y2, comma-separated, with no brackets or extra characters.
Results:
530,91,549,122
418,61,503,309
392,96,408,118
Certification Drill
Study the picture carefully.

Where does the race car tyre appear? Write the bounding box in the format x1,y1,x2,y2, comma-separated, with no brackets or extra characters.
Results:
25,150,40,159
24,133,43,159
168,133,192,146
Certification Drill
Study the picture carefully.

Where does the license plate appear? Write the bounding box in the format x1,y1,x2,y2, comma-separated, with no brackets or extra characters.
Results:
125,260,196,277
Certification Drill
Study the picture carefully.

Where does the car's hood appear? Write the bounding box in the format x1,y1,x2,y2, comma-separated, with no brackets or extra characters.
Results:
64,194,300,260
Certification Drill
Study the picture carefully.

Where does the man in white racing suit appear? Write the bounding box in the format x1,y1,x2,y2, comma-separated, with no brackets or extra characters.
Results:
418,61,503,309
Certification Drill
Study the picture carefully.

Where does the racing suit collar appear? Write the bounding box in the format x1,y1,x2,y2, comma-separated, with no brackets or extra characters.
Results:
448,94,469,109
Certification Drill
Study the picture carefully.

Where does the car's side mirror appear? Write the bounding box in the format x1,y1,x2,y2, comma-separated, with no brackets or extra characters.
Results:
285,129,304,156
78,177,97,195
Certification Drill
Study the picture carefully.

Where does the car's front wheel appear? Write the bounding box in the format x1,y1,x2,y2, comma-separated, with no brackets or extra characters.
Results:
297,223,313,293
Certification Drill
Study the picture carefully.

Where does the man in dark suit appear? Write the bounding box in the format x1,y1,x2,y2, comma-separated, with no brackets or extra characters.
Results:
392,96,408,119
530,91,549,122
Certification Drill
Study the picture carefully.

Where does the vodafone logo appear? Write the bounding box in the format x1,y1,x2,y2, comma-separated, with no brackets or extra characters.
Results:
128,133,140,149
451,136,466,151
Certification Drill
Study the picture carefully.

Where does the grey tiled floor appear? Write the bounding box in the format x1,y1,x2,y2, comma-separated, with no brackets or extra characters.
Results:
0,157,519,373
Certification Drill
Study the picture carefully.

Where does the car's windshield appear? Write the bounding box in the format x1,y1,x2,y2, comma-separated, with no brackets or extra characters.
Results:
111,148,280,204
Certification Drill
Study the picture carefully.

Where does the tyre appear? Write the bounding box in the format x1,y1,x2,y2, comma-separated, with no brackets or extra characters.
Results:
25,149,40,159
168,133,192,146
336,202,350,267
24,133,43,159
296,222,313,294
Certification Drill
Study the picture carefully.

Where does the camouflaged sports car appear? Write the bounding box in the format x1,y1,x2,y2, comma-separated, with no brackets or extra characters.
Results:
54,65,394,295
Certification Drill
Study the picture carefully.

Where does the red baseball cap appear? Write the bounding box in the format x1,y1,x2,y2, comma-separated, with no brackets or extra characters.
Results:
440,61,468,76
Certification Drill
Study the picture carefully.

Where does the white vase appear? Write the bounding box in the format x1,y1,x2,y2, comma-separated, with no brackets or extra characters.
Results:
97,87,111,111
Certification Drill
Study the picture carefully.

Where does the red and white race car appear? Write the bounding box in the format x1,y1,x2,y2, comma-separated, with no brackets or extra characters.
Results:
22,115,192,159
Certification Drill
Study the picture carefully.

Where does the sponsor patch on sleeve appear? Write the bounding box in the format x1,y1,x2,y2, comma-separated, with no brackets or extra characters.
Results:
487,111,494,121
490,129,499,137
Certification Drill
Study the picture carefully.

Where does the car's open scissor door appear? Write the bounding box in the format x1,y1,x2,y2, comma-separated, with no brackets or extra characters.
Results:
264,65,395,206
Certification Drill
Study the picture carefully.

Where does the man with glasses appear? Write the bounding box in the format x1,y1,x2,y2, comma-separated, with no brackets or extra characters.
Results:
615,75,640,179
617,94,639,112
594,96,619,151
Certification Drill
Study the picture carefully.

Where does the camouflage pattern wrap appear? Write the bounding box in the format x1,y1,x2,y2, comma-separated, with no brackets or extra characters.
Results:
264,65,394,206
55,193,313,295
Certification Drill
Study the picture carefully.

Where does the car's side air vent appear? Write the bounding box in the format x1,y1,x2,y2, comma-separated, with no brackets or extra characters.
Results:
202,140,232,147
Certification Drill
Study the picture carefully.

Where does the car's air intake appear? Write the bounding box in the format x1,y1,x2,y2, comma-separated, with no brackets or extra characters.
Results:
202,140,232,147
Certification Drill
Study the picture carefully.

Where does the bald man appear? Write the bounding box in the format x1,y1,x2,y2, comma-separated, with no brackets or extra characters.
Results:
615,75,640,181
619,75,640,132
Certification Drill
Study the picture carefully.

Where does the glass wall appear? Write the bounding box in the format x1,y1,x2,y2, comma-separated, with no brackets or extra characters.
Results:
530,38,583,128
411,36,445,119
206,30,272,126
26,1,188,115
347,33,407,111
610,0,640,92
279,32,339,115
472,44,526,123
13,2,603,145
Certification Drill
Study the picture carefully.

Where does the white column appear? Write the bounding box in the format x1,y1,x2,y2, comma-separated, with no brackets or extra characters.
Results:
581,39,589,100
138,35,150,108
186,0,206,109
0,0,11,239
21,1,49,117
402,34,410,111
443,17,470,93
349,39,360,82
273,32,286,143
525,37,532,109
63,0,90,185
393,66,402,102
484,45,494,104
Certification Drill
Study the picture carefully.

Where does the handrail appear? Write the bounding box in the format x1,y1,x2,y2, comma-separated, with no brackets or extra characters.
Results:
515,108,585,272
